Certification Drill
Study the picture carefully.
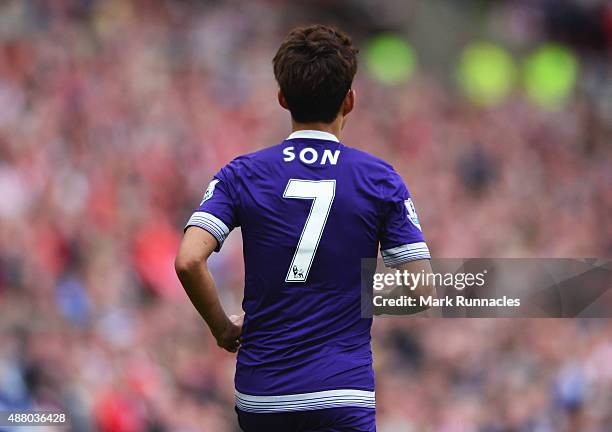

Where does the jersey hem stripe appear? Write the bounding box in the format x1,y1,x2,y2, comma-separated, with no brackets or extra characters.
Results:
234,389,375,413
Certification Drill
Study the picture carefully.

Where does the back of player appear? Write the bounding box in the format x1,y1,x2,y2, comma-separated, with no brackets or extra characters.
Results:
177,25,430,432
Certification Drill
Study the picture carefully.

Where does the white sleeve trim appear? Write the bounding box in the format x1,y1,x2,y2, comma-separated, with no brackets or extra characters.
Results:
185,211,230,250
381,242,430,267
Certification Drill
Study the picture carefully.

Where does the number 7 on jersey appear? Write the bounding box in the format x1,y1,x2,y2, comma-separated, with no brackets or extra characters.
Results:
283,179,336,282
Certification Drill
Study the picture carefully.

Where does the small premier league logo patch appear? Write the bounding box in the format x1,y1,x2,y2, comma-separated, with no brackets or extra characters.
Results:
405,198,422,231
201,179,220,204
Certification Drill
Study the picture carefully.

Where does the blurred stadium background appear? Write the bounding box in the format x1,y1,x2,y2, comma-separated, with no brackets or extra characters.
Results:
0,0,611,431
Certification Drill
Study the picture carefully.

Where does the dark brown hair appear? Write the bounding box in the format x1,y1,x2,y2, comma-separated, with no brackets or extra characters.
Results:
273,25,358,123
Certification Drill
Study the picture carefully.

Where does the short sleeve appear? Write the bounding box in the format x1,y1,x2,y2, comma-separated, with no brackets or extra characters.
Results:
184,166,239,252
379,169,430,267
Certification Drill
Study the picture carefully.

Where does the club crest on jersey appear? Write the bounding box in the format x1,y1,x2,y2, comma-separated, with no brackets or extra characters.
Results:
405,198,422,231
201,179,220,204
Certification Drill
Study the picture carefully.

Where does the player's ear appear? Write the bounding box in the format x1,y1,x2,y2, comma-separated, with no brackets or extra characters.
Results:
278,90,289,111
342,89,355,116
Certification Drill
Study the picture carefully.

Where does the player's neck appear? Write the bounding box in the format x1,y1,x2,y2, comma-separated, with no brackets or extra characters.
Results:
291,118,343,141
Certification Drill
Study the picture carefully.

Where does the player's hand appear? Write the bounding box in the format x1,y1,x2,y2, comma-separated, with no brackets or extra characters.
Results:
215,313,244,353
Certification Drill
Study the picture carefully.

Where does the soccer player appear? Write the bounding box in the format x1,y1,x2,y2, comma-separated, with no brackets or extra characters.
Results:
175,24,434,432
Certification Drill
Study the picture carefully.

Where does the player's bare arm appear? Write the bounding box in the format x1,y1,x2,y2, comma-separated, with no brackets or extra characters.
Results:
396,258,436,300
376,259,436,316
175,227,242,353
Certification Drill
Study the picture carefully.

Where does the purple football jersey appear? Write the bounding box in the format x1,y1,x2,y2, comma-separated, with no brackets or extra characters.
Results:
185,130,430,412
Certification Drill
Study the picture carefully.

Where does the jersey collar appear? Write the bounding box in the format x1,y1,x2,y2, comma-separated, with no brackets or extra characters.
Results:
287,130,340,142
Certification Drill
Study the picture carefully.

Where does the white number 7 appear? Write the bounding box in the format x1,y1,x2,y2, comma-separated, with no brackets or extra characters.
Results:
283,179,336,282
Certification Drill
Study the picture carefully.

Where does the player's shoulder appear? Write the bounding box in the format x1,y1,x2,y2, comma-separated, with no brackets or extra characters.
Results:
341,144,398,178
340,144,409,198
216,142,285,180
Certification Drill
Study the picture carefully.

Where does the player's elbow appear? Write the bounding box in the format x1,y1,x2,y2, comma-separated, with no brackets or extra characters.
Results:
414,280,436,299
411,273,436,302
174,253,202,279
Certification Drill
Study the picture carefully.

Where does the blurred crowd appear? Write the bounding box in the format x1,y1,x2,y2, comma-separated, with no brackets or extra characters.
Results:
0,0,611,431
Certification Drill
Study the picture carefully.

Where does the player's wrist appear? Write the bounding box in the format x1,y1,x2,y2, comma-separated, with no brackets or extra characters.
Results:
210,314,233,339
212,315,242,352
